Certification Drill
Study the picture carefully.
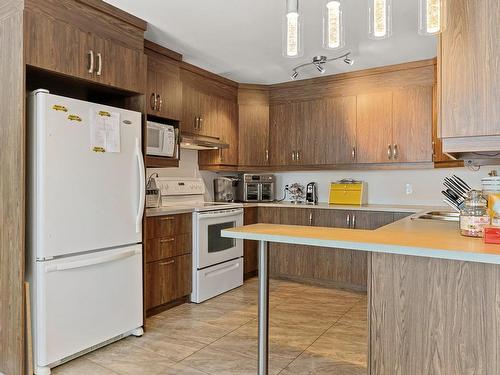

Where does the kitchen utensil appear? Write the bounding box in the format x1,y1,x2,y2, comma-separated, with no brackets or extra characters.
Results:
453,175,472,190
306,182,318,205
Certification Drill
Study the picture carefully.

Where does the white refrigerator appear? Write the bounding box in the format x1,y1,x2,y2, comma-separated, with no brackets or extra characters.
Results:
27,90,145,375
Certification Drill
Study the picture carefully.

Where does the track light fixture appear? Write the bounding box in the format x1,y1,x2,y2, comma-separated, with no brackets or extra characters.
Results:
290,52,353,80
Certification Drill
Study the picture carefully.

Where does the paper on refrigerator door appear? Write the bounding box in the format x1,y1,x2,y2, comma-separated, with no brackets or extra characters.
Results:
90,109,121,153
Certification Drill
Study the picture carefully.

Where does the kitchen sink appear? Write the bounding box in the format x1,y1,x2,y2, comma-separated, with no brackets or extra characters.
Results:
413,211,460,222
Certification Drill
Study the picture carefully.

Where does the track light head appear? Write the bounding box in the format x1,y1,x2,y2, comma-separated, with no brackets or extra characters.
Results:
291,70,299,80
315,64,326,74
344,57,354,65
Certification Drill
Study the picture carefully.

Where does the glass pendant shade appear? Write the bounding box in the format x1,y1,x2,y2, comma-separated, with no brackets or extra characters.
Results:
323,0,345,50
418,0,445,35
282,0,304,58
368,0,392,40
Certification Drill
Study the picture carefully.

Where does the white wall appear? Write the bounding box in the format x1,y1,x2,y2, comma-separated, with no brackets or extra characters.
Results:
148,151,498,206
146,150,218,200
274,166,498,205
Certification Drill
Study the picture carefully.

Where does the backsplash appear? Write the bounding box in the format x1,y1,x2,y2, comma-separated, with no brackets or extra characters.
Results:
274,166,498,206
148,151,498,206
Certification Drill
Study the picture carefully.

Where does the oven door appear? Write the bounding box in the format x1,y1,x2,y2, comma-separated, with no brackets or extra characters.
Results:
244,183,260,202
194,208,243,269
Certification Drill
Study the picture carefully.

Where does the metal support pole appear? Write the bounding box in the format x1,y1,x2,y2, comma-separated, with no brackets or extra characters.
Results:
258,240,269,375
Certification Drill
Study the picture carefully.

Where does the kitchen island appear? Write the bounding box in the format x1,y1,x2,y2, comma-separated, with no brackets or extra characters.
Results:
222,215,500,375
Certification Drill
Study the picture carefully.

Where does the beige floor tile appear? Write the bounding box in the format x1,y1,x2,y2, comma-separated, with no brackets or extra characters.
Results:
51,357,119,375
181,346,285,375
129,329,207,362
280,351,367,375
85,338,175,375
160,363,211,375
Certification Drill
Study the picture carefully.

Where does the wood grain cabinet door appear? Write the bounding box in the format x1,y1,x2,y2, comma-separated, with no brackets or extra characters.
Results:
392,86,433,162
440,0,500,138
24,11,94,80
269,103,297,166
296,99,326,166
356,92,393,163
238,103,270,167
155,59,182,121
243,207,259,275
325,96,357,164
182,83,201,133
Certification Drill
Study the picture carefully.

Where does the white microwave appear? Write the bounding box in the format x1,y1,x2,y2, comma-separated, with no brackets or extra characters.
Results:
146,121,176,157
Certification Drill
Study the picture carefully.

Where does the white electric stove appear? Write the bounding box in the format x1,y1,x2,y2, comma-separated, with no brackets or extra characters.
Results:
156,178,244,303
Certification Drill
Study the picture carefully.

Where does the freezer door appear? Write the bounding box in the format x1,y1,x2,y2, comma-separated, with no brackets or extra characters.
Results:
34,245,143,367
31,92,145,259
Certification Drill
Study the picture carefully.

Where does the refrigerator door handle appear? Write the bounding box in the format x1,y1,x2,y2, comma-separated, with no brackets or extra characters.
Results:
45,249,140,273
136,138,146,233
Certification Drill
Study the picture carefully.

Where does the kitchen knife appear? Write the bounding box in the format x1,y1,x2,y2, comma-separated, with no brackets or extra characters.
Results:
453,175,472,190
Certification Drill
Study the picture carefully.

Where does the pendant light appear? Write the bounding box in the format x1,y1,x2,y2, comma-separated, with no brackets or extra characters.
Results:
418,0,445,35
323,1,345,50
282,0,303,58
368,0,392,40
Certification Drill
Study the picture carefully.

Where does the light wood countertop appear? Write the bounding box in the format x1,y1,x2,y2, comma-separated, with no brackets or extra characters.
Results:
222,216,500,264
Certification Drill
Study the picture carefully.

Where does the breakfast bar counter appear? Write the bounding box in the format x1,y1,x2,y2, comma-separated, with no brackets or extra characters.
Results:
222,216,500,374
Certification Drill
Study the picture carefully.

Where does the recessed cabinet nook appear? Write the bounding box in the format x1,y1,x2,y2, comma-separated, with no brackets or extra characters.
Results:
1,0,499,374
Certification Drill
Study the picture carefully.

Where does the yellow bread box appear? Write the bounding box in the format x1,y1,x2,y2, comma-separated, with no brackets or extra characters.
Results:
329,180,367,205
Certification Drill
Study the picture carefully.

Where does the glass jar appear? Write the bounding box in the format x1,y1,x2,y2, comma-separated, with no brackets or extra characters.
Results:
459,190,490,237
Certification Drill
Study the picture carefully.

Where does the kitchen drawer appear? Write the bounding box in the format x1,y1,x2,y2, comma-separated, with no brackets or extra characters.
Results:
145,254,192,310
146,213,192,239
145,233,192,263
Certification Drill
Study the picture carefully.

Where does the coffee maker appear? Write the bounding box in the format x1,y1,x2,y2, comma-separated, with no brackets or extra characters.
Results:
214,177,239,202
306,182,318,205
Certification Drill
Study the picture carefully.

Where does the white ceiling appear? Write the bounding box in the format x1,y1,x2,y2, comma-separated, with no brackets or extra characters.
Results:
105,0,437,84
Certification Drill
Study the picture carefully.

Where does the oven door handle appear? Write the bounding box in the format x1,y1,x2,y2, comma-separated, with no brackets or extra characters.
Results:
197,209,244,219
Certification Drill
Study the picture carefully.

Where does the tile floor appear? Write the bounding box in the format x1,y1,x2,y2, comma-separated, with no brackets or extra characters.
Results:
53,278,368,375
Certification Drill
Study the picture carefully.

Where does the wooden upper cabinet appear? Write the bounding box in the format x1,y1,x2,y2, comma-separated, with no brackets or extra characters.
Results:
295,99,326,166
24,1,147,93
238,87,270,167
356,92,394,163
182,83,201,133
269,102,297,166
440,0,500,139
146,52,182,121
324,96,357,164
392,86,433,162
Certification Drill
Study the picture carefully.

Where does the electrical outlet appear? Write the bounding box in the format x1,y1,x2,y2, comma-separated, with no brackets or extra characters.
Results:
405,184,413,195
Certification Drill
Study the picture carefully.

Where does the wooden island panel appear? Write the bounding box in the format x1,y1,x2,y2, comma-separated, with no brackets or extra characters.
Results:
370,252,500,374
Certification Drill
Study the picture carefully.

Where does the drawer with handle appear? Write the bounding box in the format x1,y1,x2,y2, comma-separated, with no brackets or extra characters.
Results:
145,233,192,263
146,213,192,239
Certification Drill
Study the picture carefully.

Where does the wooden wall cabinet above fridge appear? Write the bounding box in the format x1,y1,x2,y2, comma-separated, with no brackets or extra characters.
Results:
24,0,147,93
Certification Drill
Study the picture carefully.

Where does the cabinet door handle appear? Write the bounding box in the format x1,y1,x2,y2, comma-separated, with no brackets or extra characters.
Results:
352,146,356,160
219,148,224,162
393,144,398,160
387,145,392,160
352,214,356,229
150,93,156,111
265,149,269,162
309,212,313,226
159,259,175,266
96,52,102,76
346,213,351,228
160,217,175,221
199,117,203,130
296,150,300,162
160,238,175,243
194,117,199,130
87,50,94,74
291,151,296,161
157,94,162,112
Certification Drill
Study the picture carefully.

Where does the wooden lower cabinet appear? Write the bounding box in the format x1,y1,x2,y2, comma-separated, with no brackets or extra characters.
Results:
145,254,192,311
145,213,192,315
259,207,403,290
243,207,259,277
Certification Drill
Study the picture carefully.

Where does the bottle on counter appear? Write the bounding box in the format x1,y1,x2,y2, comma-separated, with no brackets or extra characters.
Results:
459,190,491,238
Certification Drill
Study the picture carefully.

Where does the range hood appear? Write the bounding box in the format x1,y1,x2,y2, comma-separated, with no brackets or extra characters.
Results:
443,136,500,166
180,133,229,151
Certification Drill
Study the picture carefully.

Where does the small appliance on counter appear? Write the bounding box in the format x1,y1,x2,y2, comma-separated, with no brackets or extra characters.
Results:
288,183,306,204
238,174,275,202
146,173,160,208
329,179,367,205
214,176,239,202
306,182,318,205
